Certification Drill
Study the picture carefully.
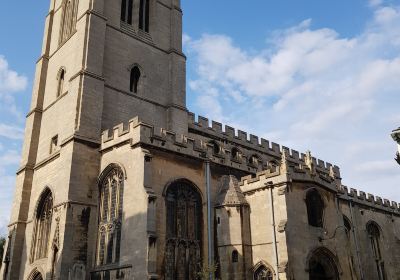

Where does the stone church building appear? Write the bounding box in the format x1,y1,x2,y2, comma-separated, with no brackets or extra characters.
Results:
1,0,400,279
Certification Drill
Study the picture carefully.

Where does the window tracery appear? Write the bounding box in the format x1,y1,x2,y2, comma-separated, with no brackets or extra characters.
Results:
121,0,133,24
367,222,386,280
254,265,273,280
96,167,124,266
31,189,53,261
165,181,202,280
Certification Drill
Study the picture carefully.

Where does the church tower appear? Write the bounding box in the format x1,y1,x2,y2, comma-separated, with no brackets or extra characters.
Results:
1,0,187,279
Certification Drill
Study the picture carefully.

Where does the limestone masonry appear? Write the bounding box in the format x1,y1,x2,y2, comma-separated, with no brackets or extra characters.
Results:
1,0,399,279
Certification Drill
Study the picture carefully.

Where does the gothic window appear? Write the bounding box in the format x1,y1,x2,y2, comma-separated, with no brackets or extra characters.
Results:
139,0,150,32
306,189,324,228
31,189,53,261
254,265,273,280
210,141,220,155
367,222,386,280
165,180,202,280
130,66,141,93
59,0,79,44
232,250,239,263
231,147,240,161
309,248,339,280
249,154,260,167
120,0,133,24
96,167,124,266
57,68,65,97
50,135,58,154
343,215,352,239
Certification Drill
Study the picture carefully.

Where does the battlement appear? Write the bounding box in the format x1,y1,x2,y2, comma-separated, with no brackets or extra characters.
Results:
338,185,400,214
188,112,340,176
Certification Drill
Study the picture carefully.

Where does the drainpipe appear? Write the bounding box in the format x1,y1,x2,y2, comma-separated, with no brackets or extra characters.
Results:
205,159,213,280
269,186,280,280
349,200,364,280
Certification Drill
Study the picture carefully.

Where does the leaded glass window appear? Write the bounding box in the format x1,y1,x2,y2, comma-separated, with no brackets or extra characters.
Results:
254,266,273,280
96,167,124,266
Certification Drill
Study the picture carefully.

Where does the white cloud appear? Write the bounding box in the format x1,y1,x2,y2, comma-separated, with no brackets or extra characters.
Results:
0,123,24,140
369,0,383,8
0,56,27,96
186,5,400,201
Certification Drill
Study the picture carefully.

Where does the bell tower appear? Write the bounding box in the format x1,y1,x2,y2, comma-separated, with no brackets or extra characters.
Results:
1,0,187,279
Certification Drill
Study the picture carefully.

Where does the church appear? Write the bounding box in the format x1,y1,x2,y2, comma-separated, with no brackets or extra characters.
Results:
1,0,400,279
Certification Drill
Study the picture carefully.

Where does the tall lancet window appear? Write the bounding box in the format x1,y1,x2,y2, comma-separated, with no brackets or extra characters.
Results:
59,0,79,44
121,0,133,24
31,189,53,261
367,222,386,280
130,66,141,93
165,180,202,280
57,68,65,97
306,189,324,228
97,167,124,266
139,0,150,32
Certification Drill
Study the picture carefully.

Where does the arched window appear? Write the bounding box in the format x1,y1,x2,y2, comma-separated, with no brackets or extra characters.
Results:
165,180,202,280
367,222,386,280
120,0,133,24
31,189,53,261
28,270,44,280
139,0,150,32
130,66,141,93
308,248,339,280
343,215,352,239
305,189,324,228
209,141,220,155
59,0,79,44
57,69,65,97
232,250,239,263
96,167,124,266
231,147,240,161
254,265,273,280
249,154,260,167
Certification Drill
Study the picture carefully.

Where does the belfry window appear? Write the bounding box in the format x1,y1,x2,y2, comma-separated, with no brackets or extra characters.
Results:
96,167,124,266
130,66,141,93
305,189,324,228
367,222,386,280
31,189,53,261
59,0,79,44
121,0,133,24
139,0,150,32
57,68,65,97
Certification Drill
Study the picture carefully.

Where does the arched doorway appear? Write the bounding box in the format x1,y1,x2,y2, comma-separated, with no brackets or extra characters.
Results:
309,248,339,280
164,180,202,280
254,265,273,280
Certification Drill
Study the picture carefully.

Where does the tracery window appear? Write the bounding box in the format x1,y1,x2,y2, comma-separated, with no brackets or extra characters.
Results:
309,248,339,280
96,167,124,266
121,0,133,24
59,0,79,44
165,180,202,280
367,222,386,280
31,189,53,261
343,215,352,239
130,66,141,93
139,0,150,32
254,265,273,280
306,189,324,228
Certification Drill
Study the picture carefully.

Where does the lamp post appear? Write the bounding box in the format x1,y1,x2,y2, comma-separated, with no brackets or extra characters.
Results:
391,128,400,165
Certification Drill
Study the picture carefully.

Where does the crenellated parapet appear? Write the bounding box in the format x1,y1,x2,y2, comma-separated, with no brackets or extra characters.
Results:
188,112,341,177
338,185,400,214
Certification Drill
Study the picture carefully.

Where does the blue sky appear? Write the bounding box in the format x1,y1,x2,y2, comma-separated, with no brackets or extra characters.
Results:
0,0,399,235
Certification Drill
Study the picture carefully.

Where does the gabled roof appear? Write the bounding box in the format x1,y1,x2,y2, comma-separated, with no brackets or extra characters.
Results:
216,175,248,207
